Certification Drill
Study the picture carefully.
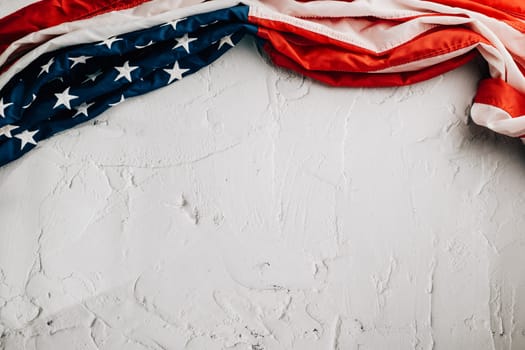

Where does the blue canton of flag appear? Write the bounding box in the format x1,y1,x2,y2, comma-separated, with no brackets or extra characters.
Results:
0,5,255,166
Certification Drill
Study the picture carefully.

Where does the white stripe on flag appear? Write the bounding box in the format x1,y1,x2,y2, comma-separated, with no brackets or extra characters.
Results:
471,103,525,138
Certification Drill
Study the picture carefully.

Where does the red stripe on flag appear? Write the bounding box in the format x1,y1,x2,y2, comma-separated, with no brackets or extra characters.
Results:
0,0,150,55
475,78,525,118
429,0,525,33
264,43,477,87
251,15,488,74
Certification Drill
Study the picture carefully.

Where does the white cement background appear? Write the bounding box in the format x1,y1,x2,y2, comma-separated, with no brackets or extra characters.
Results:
1,8,525,350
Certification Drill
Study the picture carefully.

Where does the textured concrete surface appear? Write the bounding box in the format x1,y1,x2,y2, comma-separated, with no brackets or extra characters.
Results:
1,5,525,349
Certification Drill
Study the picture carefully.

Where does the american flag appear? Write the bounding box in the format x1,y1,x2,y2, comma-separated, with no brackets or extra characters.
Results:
0,0,524,166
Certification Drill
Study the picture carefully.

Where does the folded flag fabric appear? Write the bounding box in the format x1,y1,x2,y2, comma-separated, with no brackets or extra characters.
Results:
0,0,525,167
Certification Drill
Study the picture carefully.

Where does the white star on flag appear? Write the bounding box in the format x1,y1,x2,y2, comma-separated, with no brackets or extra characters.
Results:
135,41,155,49
173,33,197,53
218,34,235,50
22,94,37,109
109,95,126,107
162,18,186,31
15,129,38,150
83,70,103,84
97,36,122,49
114,61,138,82
68,55,92,68
73,102,95,118
54,87,78,109
200,20,219,28
0,124,18,138
163,61,190,84
0,98,13,118
38,58,54,77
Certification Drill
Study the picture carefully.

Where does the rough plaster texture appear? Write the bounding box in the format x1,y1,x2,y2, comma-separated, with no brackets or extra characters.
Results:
1,6,525,349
